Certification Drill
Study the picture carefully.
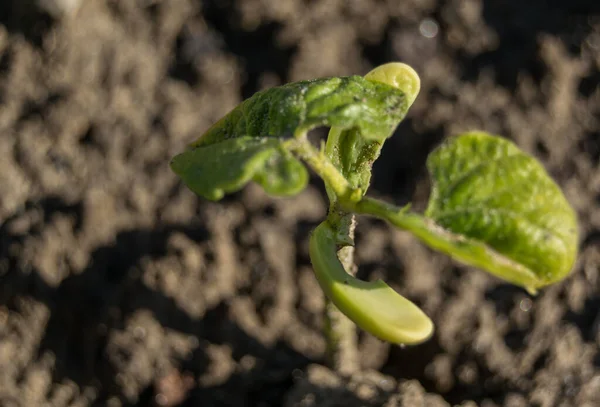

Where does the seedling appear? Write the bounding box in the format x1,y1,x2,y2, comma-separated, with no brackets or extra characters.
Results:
170,63,578,350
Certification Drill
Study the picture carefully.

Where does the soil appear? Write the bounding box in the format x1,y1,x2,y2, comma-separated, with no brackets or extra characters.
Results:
0,0,599,406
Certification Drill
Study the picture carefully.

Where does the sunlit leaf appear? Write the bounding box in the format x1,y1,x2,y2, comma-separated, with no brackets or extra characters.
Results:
171,75,410,200
424,131,578,290
192,75,409,147
170,137,307,200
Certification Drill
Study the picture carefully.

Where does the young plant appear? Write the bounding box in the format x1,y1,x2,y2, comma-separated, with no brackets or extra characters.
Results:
170,63,578,354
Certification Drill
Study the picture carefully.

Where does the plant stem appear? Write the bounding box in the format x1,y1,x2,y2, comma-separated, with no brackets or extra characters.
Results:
323,207,359,375
294,133,435,360
285,136,361,204
286,135,361,374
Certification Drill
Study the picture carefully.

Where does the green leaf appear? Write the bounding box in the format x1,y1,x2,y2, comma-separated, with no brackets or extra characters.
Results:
325,63,421,196
363,62,421,107
309,220,433,345
172,74,410,200
193,75,409,148
350,132,578,293
170,137,308,200
424,131,578,290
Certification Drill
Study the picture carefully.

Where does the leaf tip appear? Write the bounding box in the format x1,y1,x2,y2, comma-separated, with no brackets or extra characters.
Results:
365,62,421,107
525,286,538,296
169,152,186,177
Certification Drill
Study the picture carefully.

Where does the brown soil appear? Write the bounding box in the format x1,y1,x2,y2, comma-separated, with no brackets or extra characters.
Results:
1,1,599,406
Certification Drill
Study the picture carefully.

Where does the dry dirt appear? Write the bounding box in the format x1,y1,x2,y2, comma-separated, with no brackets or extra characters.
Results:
0,1,599,406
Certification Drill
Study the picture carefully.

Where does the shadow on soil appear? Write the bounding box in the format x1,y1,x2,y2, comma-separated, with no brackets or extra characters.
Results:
0,195,311,406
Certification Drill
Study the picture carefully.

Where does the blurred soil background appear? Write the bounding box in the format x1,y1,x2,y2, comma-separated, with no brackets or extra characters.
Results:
1,0,599,406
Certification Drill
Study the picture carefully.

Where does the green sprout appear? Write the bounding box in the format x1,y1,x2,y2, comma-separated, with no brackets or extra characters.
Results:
170,63,578,352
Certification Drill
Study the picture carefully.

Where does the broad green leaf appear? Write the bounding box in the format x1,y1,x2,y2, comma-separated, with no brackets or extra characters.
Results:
424,131,578,291
192,75,409,148
351,132,578,293
309,220,433,345
170,137,307,200
172,75,410,200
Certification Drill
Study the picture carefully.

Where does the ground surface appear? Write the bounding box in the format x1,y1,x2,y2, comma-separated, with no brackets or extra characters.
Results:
0,1,599,406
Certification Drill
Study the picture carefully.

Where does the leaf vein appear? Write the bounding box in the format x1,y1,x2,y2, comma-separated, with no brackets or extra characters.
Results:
433,206,567,249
